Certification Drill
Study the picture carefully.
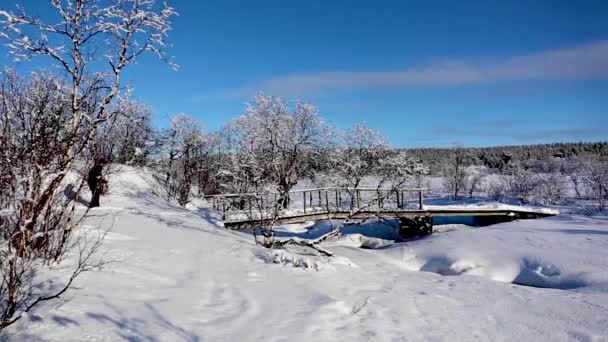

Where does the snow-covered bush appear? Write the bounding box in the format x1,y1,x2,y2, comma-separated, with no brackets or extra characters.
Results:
535,173,566,205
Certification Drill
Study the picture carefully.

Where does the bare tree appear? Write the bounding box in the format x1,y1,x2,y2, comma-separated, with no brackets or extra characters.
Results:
0,0,176,331
442,146,469,200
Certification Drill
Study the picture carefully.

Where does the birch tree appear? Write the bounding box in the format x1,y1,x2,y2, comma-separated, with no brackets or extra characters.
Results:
0,0,176,331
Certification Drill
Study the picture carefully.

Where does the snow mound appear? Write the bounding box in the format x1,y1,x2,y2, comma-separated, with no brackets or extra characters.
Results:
253,247,357,271
513,257,591,290
400,252,593,290
378,219,608,291
328,234,395,249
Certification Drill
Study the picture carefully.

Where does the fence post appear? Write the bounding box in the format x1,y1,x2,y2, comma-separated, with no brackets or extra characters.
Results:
222,200,226,219
325,190,329,212
303,191,307,214
356,189,361,209
419,190,423,210
396,190,400,209
335,189,339,209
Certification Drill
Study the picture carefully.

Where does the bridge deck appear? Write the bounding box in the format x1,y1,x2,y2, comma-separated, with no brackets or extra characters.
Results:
222,207,556,229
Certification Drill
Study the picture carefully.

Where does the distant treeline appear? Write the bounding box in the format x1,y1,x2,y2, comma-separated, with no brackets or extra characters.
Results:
401,142,608,174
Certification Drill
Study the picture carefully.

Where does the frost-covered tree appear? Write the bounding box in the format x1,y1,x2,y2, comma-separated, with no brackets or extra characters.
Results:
1,0,176,207
377,152,429,189
0,0,176,331
562,158,584,199
231,94,326,207
0,69,108,331
215,123,259,195
580,160,608,211
157,114,206,206
322,124,387,192
442,146,469,200
535,172,565,205
102,101,155,166
503,164,539,204
466,172,484,199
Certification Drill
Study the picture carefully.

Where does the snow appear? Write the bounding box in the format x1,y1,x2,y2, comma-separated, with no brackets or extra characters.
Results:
4,166,608,341
424,203,561,215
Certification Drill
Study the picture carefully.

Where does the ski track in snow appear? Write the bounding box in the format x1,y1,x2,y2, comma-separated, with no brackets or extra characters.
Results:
4,166,608,341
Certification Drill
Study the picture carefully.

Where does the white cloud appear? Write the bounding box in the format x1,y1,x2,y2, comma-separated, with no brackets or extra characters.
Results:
200,39,608,100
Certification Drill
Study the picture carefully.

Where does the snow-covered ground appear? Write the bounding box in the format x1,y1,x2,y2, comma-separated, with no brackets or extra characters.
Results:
4,166,608,341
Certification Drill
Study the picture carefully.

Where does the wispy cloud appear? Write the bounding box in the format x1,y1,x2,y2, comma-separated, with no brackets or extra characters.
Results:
425,119,608,145
200,39,608,100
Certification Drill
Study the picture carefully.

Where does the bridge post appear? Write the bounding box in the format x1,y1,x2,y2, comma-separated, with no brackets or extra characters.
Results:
399,215,433,239
396,190,400,209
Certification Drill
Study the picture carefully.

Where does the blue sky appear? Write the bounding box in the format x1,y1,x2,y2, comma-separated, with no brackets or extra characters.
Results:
2,0,608,147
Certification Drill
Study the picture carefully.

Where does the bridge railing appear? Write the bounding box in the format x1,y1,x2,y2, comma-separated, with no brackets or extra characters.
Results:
204,187,425,222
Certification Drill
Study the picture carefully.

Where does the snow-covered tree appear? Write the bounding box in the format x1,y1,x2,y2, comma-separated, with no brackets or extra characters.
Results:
503,164,539,204
535,172,565,205
0,0,176,331
321,124,387,191
156,115,205,206
230,94,327,207
102,101,155,166
442,146,469,200
580,160,608,211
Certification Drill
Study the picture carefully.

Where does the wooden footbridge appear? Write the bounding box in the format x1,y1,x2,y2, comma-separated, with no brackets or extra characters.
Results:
205,188,557,236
